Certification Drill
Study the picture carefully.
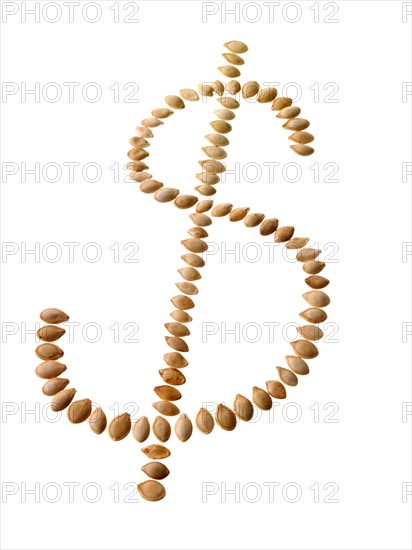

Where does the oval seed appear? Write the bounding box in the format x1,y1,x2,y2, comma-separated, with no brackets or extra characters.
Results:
226,80,241,94
222,52,244,65
217,96,240,109
272,97,293,110
202,146,227,159
195,185,216,196
153,416,171,442
218,65,240,78
141,444,170,459
216,404,237,431
211,203,233,217
189,213,212,227
214,109,235,121
137,480,166,502
198,83,214,96
224,40,248,53
165,336,188,353
285,237,310,249
297,325,324,341
181,253,205,267
229,207,250,221
141,462,170,480
242,81,259,99
42,377,69,396
296,248,321,262
175,281,198,295
305,275,329,289
277,106,301,119
178,267,201,281
181,238,208,253
285,356,309,375
159,368,186,386
140,179,163,193
40,308,69,324
154,188,179,203
259,218,279,236
274,226,295,243
283,118,310,131
89,407,107,434
212,80,224,96
151,108,174,119
257,87,277,103
68,398,92,424
129,171,152,182
291,144,315,156
209,120,232,134
127,148,149,161
187,227,208,239
290,340,319,359
109,413,131,441
165,95,185,109
129,136,150,148
196,172,220,184
163,352,188,368
180,88,199,101
174,195,198,209
154,385,181,401
170,311,192,324
126,160,148,172
196,407,214,434
233,394,254,421
205,133,229,147
196,199,214,213
165,322,190,337
37,325,65,342
244,213,265,227
277,367,298,387
266,380,287,399
300,308,327,323
303,290,330,308
252,387,272,410
51,388,76,412
198,159,226,173
132,416,150,442
152,401,180,416
141,117,163,128
35,343,63,361
289,131,314,144
135,126,153,138
175,414,193,442
35,360,66,379
303,260,325,274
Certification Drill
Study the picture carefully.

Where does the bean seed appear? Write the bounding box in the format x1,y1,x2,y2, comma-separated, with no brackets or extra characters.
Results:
153,416,171,442
285,356,309,375
35,343,63,361
305,275,329,289
233,394,254,421
137,480,166,502
175,281,198,295
242,81,259,99
244,213,265,227
257,87,277,103
211,203,233,217
216,403,237,430
175,413,193,442
89,407,107,434
181,253,206,267
266,380,287,399
108,412,131,441
224,40,248,53
283,118,310,131
196,199,214,213
140,179,163,193
277,106,301,119
35,360,66,379
42,378,69,396
158,368,186,386
196,407,214,434
152,401,180,416
151,108,174,119
226,80,241,94
51,388,76,412
180,88,199,101
165,336,189,353
271,97,292,110
165,95,185,109
209,120,232,134
291,144,315,156
165,322,190,337
40,308,69,324
229,207,250,221
222,52,244,65
303,290,330,307
174,195,198,209
202,146,228,159
68,398,92,424
154,188,179,203
300,308,327,323
141,117,163,128
274,226,294,242
297,325,324,341
302,260,325,274
285,237,309,249
252,387,272,410
141,444,170,459
289,131,314,144
178,267,201,281
169,311,192,324
276,367,298,387
132,416,150,442
259,218,279,235
290,340,319,359
141,462,170,480
218,65,241,78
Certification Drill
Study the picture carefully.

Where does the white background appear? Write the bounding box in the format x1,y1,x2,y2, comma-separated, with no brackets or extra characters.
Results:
1,1,411,549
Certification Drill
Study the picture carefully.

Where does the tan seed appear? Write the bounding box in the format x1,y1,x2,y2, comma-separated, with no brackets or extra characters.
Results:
198,83,214,96
135,126,154,138
300,308,328,323
181,238,208,253
51,388,76,412
291,144,315,156
222,52,244,65
257,87,277,103
108,412,131,441
163,352,188,368
35,360,66,379
141,462,170,480
233,394,254,421
211,203,233,217
244,213,265,227
68,398,92,424
195,185,216,196
303,290,330,307
305,275,330,289
129,171,152,182
128,148,149,161
196,199,214,213
217,96,240,109
272,97,293,110
152,401,180,416
141,117,163,128
296,248,321,262
188,227,208,238
199,159,226,173
153,416,171,442
165,322,190,337
140,179,163,193
42,378,69,396
291,340,319,359
141,444,170,459
175,281,198,295
165,336,189,353
226,80,241,94
196,172,220,184
181,252,206,267
89,407,107,434
212,80,225,96
35,343,63,361
205,134,229,147
286,237,310,249
216,404,237,431
289,131,314,144
151,108,174,119
297,325,324,341
259,218,279,236
159,368,186,386
137,480,166,502
285,356,309,375
174,195,198,209
132,416,150,442
180,88,199,101
274,226,295,243
126,160,149,172
37,325,66,342
196,408,214,434
242,81,260,99
154,188,179,203
214,109,235,121
283,118,310,131
229,207,250,221
40,308,69,324
175,413,193,442
252,387,272,410
202,146,227,159
277,367,298,387
277,106,301,119
303,260,325,274
266,380,287,399
218,65,240,78
129,137,150,148
165,95,185,109
224,40,248,53
154,385,182,401
170,311,192,324
209,120,232,134
178,267,201,281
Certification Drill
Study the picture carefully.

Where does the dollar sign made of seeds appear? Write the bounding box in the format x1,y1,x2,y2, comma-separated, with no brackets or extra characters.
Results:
34,40,330,502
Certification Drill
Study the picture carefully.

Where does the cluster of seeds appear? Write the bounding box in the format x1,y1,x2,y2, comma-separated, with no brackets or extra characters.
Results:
34,41,327,503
